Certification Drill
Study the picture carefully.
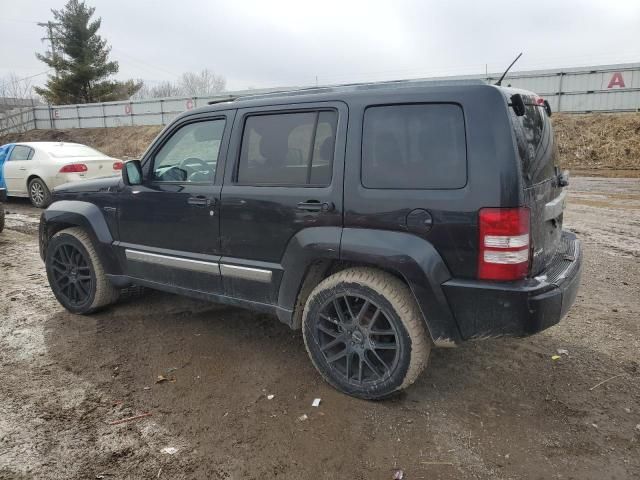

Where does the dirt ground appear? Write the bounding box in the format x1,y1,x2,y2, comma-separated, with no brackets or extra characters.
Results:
0,175,639,480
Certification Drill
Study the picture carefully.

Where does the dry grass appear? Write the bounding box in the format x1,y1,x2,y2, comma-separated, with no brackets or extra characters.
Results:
0,126,163,159
553,112,640,170
1,112,639,171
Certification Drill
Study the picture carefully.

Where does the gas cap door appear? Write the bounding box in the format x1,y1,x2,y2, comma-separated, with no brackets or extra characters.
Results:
405,209,433,234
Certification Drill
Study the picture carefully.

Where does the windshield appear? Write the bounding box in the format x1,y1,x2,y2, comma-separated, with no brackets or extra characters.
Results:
46,144,108,158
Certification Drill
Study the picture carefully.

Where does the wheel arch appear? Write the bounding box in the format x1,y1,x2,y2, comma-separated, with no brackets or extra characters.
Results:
278,227,462,347
26,172,51,189
40,200,122,276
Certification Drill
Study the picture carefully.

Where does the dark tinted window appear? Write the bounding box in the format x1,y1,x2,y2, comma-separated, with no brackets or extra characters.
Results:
509,98,556,186
8,145,34,161
362,104,466,189
153,119,225,182
237,111,337,186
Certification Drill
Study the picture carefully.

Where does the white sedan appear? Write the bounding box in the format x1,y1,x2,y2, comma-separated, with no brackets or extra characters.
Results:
2,142,123,208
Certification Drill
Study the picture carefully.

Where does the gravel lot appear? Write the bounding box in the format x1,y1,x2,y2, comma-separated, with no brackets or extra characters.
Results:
0,176,638,480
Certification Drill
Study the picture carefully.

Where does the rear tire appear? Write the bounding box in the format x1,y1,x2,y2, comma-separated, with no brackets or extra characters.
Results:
0,204,4,233
28,177,52,208
45,227,120,314
302,267,431,400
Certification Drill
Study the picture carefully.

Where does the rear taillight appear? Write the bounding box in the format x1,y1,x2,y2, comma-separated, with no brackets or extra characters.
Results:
59,163,88,173
113,161,123,170
478,207,530,281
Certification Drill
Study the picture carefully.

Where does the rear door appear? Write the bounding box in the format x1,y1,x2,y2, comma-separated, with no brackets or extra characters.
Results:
219,102,346,304
508,93,564,274
4,145,35,195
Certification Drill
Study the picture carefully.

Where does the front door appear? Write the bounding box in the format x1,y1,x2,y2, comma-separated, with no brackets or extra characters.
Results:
4,145,35,195
219,102,347,304
117,112,234,294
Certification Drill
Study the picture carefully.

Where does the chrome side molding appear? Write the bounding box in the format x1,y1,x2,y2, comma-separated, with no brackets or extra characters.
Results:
125,249,220,275
220,264,272,283
125,249,272,283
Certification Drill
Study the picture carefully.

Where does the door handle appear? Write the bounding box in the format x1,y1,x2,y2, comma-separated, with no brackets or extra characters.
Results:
19,168,27,171
187,196,212,207
297,200,334,213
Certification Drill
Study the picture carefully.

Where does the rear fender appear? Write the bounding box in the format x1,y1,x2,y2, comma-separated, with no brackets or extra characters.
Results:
276,227,342,326
340,228,462,346
39,200,122,275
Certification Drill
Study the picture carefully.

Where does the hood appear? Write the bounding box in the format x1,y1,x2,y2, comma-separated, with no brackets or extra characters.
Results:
53,176,121,194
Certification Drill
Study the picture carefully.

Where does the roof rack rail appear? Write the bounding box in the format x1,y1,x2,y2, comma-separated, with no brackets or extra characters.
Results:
207,96,238,105
232,78,486,102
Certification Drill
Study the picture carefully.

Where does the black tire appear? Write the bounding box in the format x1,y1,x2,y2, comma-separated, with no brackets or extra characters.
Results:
302,267,431,400
45,227,120,314
0,204,4,233
28,177,52,208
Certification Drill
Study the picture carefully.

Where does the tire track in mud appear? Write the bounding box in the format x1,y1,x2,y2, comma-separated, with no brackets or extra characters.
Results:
0,230,193,479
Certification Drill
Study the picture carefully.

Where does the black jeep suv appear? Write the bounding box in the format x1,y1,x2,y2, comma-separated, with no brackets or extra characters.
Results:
40,81,582,399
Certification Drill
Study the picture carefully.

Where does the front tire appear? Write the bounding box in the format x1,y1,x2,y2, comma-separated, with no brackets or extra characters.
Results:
45,227,120,314
28,177,52,208
302,268,431,400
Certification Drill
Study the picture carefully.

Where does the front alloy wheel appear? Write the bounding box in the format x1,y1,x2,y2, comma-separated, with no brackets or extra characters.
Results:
46,227,120,314
50,243,94,307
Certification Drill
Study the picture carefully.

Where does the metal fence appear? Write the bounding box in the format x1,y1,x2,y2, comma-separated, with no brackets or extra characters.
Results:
1,62,639,135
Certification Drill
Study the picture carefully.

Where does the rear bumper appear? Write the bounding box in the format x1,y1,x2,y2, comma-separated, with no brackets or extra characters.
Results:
443,231,582,339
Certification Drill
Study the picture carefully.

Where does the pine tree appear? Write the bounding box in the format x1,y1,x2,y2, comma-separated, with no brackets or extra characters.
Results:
35,0,142,104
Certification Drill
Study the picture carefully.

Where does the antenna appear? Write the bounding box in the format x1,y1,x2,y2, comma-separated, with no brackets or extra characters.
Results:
495,52,523,86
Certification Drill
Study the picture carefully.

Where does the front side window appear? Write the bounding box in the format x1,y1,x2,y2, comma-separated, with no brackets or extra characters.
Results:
362,104,467,189
237,110,337,186
8,145,34,161
152,119,225,182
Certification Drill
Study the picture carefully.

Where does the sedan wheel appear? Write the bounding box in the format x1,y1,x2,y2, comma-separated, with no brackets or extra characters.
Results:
28,178,51,208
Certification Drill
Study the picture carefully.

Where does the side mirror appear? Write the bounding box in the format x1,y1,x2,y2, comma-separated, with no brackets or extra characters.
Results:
122,160,143,186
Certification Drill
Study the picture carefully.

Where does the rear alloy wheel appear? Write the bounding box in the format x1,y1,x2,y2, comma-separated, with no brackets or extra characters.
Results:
303,268,431,400
46,227,120,314
28,178,51,208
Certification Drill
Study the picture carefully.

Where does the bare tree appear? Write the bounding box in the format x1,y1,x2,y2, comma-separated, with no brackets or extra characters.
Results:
130,80,184,100
129,70,226,100
0,73,40,133
179,69,226,96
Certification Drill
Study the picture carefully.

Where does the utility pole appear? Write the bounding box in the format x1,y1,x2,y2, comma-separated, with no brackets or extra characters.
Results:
38,21,60,78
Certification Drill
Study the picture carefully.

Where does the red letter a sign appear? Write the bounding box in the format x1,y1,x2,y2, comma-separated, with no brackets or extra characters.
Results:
607,72,626,89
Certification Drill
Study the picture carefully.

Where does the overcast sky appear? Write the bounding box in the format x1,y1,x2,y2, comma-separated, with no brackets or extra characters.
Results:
1,0,639,92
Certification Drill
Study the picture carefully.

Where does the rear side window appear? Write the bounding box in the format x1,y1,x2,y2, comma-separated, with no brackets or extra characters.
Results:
509,99,557,186
237,110,337,186
362,104,466,189
8,145,34,161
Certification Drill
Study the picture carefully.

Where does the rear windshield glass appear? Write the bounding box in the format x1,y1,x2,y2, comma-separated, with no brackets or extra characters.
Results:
46,144,107,158
362,104,467,189
509,98,557,186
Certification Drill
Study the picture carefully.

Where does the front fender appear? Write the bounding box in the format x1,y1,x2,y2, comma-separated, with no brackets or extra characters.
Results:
340,228,462,346
39,200,122,275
